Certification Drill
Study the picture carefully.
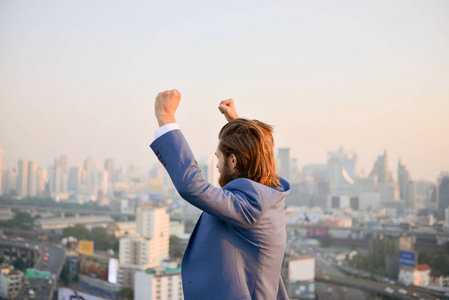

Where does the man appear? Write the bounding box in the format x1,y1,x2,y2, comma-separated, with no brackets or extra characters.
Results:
151,89,290,300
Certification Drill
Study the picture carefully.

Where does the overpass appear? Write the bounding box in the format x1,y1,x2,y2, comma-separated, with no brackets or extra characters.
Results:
316,273,442,300
287,223,449,238
1,203,131,217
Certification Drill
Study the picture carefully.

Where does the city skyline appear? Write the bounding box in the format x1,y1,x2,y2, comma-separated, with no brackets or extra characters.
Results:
0,145,443,184
1,0,448,182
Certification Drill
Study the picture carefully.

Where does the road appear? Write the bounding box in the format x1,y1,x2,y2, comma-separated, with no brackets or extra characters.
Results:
316,273,441,300
314,253,367,300
0,237,65,300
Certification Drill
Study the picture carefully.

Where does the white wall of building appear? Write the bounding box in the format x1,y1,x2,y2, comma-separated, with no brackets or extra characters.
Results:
135,270,183,300
288,257,315,282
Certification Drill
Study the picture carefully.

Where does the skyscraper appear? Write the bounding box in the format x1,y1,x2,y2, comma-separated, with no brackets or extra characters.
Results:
36,168,47,196
278,148,291,181
105,159,115,184
2,169,17,196
17,159,29,198
68,164,83,193
398,160,415,209
437,173,449,220
370,150,390,183
328,147,358,179
27,160,38,197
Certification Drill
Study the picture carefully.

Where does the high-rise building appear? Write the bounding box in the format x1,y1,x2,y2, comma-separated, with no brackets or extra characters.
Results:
328,147,358,179
397,159,410,199
17,159,29,198
2,169,17,196
437,173,449,220
105,159,115,183
370,150,390,183
119,236,153,267
0,148,3,194
136,204,170,266
278,148,291,181
27,160,38,197
119,204,170,285
36,168,47,196
68,164,83,193
137,205,170,239
398,160,415,209
327,157,354,197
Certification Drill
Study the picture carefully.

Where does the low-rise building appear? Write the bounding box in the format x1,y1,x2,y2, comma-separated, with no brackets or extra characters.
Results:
398,264,431,286
134,264,183,300
287,256,316,299
0,268,24,299
35,215,114,232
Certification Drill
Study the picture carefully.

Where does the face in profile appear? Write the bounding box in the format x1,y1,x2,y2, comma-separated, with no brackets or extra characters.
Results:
216,149,236,187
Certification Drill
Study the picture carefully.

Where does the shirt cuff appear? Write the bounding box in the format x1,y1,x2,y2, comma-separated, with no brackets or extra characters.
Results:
154,123,180,140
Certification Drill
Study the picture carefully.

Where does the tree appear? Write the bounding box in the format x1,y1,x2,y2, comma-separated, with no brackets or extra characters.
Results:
107,222,120,232
91,226,119,251
121,287,134,299
25,259,34,268
319,234,331,248
169,235,185,259
60,263,70,285
13,257,25,271
62,224,92,240
14,212,34,229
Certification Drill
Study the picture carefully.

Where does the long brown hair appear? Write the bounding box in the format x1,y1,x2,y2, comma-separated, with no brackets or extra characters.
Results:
218,118,280,187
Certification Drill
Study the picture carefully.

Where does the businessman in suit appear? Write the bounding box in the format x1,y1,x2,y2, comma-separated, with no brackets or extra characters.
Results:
150,89,290,300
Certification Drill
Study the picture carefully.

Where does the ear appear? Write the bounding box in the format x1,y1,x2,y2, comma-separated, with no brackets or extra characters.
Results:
229,153,237,169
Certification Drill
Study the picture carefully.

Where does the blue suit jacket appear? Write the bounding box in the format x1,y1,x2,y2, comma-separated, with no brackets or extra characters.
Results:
151,129,291,300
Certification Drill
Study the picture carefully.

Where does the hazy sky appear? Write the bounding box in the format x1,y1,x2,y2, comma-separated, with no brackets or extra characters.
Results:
1,0,448,182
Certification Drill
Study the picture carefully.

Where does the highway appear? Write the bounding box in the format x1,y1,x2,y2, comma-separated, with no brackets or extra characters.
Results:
0,237,65,300
315,254,367,300
285,237,445,300
287,223,449,238
316,273,441,300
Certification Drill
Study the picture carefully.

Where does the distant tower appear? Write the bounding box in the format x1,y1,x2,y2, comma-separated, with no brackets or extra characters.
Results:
59,155,68,173
437,173,449,220
370,150,389,183
278,148,291,181
27,160,38,197
327,146,358,179
105,159,115,183
36,168,47,196
398,159,415,209
0,148,3,194
2,169,17,196
17,159,29,198
68,164,83,193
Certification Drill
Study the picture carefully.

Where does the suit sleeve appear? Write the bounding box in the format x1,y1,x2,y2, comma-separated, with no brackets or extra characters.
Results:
150,129,263,228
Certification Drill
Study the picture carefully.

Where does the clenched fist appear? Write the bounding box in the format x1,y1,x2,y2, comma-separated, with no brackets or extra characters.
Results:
218,99,239,122
155,89,181,127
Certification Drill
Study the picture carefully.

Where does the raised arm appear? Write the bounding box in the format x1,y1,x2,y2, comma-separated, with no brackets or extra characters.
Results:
218,99,239,121
152,90,263,228
154,89,181,127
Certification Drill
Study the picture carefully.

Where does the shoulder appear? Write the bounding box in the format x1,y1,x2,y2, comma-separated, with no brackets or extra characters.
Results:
223,178,290,211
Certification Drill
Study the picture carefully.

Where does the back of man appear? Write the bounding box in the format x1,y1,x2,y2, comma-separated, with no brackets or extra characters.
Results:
150,90,290,299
